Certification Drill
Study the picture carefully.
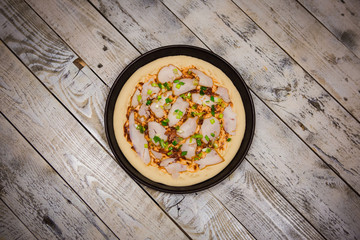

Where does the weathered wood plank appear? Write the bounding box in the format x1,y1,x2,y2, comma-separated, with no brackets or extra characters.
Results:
90,0,204,52
162,0,360,195
298,0,360,58
25,0,140,85
0,200,36,240
0,1,326,239
0,114,117,239
0,0,110,153
0,42,188,240
232,0,360,119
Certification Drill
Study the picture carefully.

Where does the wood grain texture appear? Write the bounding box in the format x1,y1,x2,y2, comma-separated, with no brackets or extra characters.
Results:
0,0,110,153
25,0,140,85
243,94,360,239
298,0,360,58
0,114,117,240
0,200,36,240
146,187,256,240
0,1,328,239
232,0,360,119
0,42,188,240
212,160,325,240
90,0,204,52
162,0,360,194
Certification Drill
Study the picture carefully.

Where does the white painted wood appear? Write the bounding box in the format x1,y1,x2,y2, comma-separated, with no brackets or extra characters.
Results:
0,42,188,240
0,114,117,240
298,0,360,58
25,0,140,85
0,0,110,153
0,200,36,240
232,0,360,119
162,0,360,195
90,0,204,52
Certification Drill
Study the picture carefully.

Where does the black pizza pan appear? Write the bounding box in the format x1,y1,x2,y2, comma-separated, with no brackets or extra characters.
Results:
105,45,255,193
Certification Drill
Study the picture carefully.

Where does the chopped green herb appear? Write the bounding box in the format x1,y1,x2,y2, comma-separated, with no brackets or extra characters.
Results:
191,112,195,117
192,104,197,109
137,95,142,103
167,151,173,156
158,83,163,89
193,134,203,139
198,152,203,158
200,86,207,91
157,95,162,100
168,146,173,151
196,139,202,146
181,151,187,156
187,92,191,98
176,110,183,119
210,119,215,124
188,70,192,75
153,136,161,143
164,82,171,90
205,135,210,142
172,140,178,145
176,83,181,89
173,68,178,74
227,138,232,142
174,109,179,113
180,94,185,99
211,133,215,137
205,100,210,103
175,126,180,130
160,139,166,148
146,99,152,105
174,79,179,83
161,119,169,126
144,144,148,148
179,82,185,86
136,125,145,133
210,96,215,102
211,105,216,116
200,90,205,96
151,82,157,87
206,148,211,153
165,97,173,103
147,89,152,95
218,113,223,119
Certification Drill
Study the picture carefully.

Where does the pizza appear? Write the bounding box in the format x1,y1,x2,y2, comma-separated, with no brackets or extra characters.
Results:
113,56,246,186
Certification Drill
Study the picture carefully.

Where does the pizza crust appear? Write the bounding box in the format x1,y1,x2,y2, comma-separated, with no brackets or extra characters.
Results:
113,55,246,186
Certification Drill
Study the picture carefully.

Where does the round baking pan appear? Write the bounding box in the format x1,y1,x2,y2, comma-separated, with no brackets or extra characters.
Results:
105,45,255,193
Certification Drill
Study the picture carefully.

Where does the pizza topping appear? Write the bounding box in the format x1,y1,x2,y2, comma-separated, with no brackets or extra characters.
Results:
195,150,223,169
131,89,141,107
223,105,236,135
215,86,230,102
189,68,213,87
200,117,220,144
129,112,151,164
168,97,189,126
172,78,197,96
148,121,168,145
160,158,175,167
177,117,198,138
181,138,197,159
158,65,182,83
164,162,187,178
124,64,238,178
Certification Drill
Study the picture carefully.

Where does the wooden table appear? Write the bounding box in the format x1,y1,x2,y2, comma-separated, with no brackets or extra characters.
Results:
1,0,359,239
